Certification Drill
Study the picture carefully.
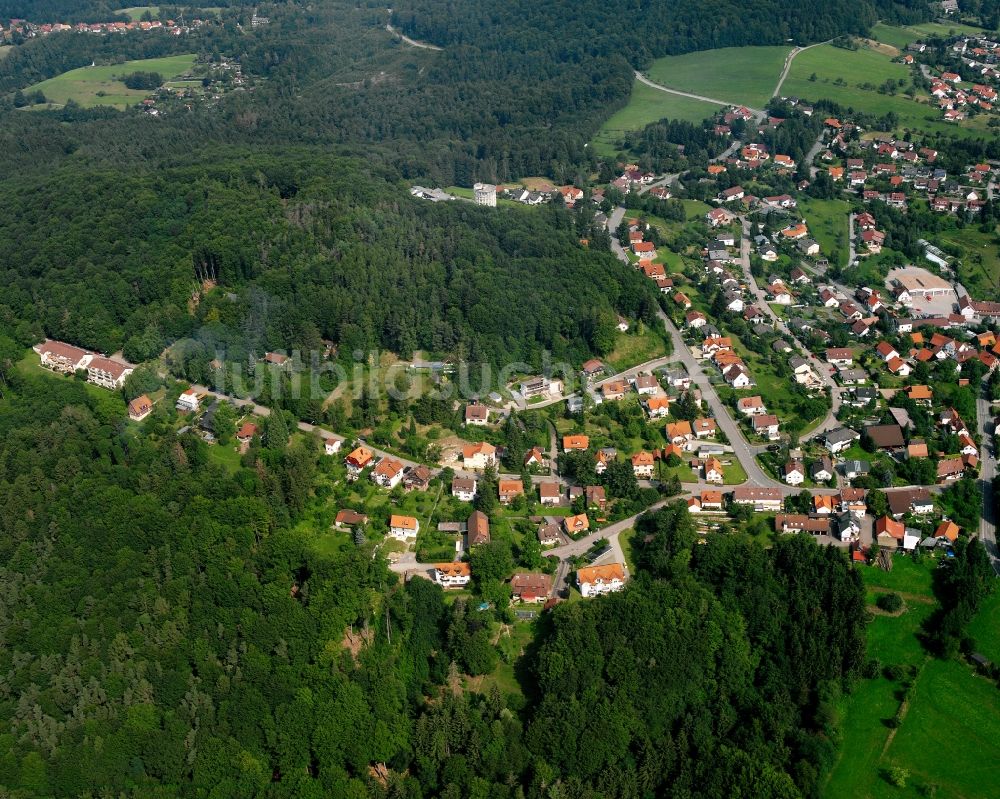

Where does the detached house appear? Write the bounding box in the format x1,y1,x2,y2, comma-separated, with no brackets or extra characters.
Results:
345,445,374,479
371,457,405,489
577,563,626,597
388,514,420,541
433,562,472,589
631,451,655,478
751,414,780,440
128,394,153,421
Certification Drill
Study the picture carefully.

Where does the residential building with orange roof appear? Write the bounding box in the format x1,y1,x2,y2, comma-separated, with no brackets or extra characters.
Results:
345,445,374,478
433,562,471,588
704,456,724,484
631,451,655,477
371,457,405,488
644,396,671,418
577,563,626,597
564,513,590,535
388,514,420,540
563,434,590,451
462,441,497,470
666,420,694,443
934,520,960,542
498,479,524,504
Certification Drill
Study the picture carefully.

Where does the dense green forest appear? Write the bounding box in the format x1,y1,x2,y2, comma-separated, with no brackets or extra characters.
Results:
0,363,868,797
0,153,655,374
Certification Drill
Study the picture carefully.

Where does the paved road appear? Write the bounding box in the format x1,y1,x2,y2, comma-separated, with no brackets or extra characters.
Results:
975,387,1000,573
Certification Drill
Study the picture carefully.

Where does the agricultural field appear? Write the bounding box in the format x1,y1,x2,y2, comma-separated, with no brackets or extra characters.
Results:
798,197,851,267
825,556,1000,799
25,53,197,109
592,80,722,156
781,42,983,139
645,45,791,109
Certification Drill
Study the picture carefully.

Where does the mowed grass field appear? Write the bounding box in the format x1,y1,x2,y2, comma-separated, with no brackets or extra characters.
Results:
646,45,791,109
592,80,721,156
824,557,1000,799
26,53,196,109
781,40,984,139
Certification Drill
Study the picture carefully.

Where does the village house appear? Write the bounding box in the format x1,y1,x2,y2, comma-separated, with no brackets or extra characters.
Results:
462,441,497,470
783,460,806,486
345,445,374,479
510,573,552,603
538,523,562,546
128,394,153,421
176,388,200,413
388,514,420,541
704,456,724,484
452,476,478,501
498,480,524,505
523,447,545,468
465,403,490,426
693,418,718,438
731,487,783,512
433,562,471,588
564,513,590,535
577,563,626,598
825,427,860,454
371,457,405,489
737,395,767,416
563,434,590,452
586,485,607,512
631,451,655,478
468,510,491,545
539,481,562,506
751,414,780,440
334,509,369,529
644,396,671,419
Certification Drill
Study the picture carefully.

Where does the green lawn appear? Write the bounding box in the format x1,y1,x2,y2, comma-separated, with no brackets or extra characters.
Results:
798,197,850,267
592,80,722,156
25,53,197,109
206,442,243,472
781,42,984,139
645,45,792,109
722,460,747,485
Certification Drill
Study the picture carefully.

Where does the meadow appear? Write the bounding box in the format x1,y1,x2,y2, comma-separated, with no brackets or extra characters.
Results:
26,53,197,109
645,45,792,109
824,555,1000,798
592,80,722,156
781,41,985,139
